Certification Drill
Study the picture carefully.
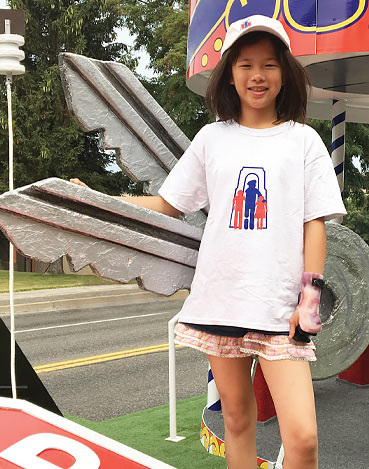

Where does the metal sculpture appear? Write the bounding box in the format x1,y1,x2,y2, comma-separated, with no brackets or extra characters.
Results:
59,52,206,228
0,177,202,296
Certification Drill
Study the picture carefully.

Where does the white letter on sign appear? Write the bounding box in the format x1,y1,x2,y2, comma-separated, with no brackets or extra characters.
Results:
0,433,101,468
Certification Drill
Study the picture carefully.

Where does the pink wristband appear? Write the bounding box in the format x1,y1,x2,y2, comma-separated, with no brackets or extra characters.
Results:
297,272,324,334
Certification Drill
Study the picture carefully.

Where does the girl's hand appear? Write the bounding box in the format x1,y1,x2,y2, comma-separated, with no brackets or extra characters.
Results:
289,307,312,344
70,178,90,189
288,308,300,340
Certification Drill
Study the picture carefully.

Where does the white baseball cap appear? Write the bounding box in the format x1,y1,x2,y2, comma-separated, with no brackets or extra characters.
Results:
221,15,291,56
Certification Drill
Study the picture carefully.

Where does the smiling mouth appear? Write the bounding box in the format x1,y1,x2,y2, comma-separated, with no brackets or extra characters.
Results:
249,87,268,92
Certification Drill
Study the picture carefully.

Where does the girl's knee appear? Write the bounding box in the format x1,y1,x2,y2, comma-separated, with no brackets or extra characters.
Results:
286,428,318,459
222,399,257,436
224,410,256,436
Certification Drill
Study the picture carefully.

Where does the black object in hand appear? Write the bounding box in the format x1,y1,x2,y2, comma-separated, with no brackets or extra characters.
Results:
292,325,316,343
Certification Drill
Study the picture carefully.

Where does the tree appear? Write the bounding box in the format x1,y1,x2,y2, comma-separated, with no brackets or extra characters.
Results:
308,119,369,242
308,119,369,204
343,196,369,245
0,0,143,195
119,0,211,140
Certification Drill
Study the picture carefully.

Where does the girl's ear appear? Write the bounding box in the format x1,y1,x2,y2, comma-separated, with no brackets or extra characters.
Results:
230,74,234,85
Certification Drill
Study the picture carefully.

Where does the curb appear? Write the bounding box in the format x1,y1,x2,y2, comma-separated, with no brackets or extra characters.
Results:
0,285,188,315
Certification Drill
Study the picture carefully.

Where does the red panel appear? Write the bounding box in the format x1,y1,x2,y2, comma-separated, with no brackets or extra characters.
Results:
0,409,148,469
338,346,369,386
187,22,226,80
39,449,75,468
253,366,276,423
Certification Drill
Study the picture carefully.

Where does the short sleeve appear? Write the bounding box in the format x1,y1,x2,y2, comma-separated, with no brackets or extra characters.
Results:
158,128,209,214
304,129,347,222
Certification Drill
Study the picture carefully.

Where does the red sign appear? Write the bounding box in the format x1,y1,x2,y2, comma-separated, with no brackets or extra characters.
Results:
0,398,175,469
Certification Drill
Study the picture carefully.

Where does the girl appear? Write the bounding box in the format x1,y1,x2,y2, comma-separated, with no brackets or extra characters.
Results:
72,15,346,468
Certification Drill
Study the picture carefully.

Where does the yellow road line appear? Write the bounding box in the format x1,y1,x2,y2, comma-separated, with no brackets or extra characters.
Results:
34,343,183,374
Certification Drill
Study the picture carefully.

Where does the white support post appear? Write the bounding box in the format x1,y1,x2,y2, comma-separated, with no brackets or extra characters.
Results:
5,17,16,400
166,313,185,442
1,12,25,401
331,99,346,224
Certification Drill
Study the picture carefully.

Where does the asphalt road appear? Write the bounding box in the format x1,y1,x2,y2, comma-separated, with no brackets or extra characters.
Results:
3,298,209,421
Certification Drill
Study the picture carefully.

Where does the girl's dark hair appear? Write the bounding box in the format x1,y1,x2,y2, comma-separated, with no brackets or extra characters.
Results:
205,31,311,124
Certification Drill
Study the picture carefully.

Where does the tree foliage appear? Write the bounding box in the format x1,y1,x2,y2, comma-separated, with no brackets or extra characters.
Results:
308,119,369,204
0,0,142,195
119,0,211,140
308,119,369,242
344,196,369,245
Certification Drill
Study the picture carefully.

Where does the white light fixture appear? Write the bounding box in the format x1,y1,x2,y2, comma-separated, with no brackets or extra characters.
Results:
0,31,24,75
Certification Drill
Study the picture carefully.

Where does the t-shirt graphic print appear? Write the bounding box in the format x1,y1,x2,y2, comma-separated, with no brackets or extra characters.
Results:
230,166,268,231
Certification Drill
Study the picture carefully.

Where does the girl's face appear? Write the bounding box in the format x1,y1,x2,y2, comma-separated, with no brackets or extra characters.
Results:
230,37,283,125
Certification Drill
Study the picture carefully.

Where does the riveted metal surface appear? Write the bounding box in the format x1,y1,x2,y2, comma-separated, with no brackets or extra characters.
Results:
0,179,203,296
311,222,369,380
58,52,207,228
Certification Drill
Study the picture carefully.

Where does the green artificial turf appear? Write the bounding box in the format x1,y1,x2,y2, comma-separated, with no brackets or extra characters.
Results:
68,394,227,469
0,270,118,293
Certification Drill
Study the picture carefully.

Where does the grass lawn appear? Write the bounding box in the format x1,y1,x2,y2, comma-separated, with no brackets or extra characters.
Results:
0,270,117,293
68,394,227,469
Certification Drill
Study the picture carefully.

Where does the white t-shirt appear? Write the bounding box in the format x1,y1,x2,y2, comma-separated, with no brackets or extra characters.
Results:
158,120,347,332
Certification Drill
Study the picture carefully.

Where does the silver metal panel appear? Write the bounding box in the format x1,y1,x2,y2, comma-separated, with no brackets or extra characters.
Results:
311,222,369,380
0,179,202,296
58,52,207,228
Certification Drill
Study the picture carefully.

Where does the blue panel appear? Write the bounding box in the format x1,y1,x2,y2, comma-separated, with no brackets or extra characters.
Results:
317,0,364,28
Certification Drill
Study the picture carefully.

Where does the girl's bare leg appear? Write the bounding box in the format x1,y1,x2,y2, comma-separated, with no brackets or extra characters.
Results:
207,355,257,469
259,358,318,469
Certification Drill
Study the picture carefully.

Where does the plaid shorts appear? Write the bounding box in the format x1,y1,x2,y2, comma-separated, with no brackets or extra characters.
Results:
174,322,316,361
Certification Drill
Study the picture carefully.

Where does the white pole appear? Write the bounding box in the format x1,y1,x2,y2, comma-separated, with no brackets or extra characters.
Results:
5,16,17,400
166,313,185,442
331,99,346,224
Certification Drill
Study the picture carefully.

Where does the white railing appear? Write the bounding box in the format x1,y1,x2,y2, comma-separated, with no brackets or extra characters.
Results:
166,313,185,442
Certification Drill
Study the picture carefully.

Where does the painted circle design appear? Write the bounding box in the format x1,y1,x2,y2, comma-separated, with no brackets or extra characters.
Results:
213,38,223,52
201,53,209,67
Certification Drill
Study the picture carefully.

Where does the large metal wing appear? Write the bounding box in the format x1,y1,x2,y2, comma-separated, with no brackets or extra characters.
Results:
59,52,207,227
0,178,202,296
0,53,210,296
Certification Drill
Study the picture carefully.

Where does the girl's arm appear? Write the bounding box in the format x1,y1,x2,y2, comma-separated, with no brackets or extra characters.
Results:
116,195,181,218
69,178,181,218
303,217,326,274
289,217,326,339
